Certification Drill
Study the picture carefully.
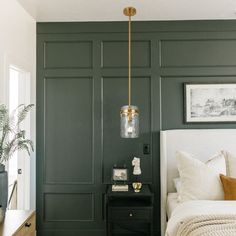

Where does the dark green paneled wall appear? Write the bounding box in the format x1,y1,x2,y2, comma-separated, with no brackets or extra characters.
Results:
37,20,236,236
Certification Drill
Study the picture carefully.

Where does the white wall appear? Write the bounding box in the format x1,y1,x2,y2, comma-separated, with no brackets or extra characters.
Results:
0,0,36,209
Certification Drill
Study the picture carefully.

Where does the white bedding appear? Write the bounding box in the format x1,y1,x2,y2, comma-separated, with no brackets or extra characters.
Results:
166,200,236,236
166,193,179,219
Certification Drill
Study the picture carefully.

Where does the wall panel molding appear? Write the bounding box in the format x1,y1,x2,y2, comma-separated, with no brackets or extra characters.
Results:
44,41,93,69
101,40,151,69
44,193,95,222
43,76,95,185
160,39,236,68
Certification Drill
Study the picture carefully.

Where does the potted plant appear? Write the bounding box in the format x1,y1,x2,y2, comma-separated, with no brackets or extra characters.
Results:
0,104,34,216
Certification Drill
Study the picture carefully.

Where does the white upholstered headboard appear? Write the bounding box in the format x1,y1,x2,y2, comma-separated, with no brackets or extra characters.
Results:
160,129,236,236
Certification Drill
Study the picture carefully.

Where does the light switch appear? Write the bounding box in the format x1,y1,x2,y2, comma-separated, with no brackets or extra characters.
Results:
143,144,150,155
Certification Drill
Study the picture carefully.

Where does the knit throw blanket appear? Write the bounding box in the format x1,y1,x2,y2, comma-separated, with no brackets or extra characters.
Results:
176,215,236,236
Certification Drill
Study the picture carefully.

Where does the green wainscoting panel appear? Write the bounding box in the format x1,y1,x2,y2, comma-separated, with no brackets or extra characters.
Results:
102,41,151,68
160,39,236,67
44,41,93,69
44,193,94,221
44,77,93,184
37,20,236,236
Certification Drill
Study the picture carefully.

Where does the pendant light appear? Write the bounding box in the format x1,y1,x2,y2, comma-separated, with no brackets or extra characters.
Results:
120,7,139,138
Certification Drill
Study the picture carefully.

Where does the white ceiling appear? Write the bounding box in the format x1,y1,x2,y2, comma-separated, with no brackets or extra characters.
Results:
17,0,236,22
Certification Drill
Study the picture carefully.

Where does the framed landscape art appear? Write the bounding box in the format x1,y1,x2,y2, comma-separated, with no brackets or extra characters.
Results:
112,167,128,182
184,83,236,123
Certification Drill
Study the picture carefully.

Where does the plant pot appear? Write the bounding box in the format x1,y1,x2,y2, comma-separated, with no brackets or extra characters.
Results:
0,164,4,172
0,164,8,216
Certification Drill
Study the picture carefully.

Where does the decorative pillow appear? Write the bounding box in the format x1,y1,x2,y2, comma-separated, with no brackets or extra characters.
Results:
173,178,181,194
220,174,236,200
221,151,236,178
173,177,182,202
173,153,226,193
176,151,225,202
205,153,226,175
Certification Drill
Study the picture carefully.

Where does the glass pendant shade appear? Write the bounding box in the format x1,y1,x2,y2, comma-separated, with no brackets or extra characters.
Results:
120,105,139,138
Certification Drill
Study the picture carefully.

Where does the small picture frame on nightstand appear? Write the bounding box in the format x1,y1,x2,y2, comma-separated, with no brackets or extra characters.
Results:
112,166,129,191
112,167,128,182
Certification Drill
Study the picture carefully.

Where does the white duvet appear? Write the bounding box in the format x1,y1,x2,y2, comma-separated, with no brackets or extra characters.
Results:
166,200,236,236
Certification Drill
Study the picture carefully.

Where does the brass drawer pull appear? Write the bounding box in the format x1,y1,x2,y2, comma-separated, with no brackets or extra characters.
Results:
25,222,31,227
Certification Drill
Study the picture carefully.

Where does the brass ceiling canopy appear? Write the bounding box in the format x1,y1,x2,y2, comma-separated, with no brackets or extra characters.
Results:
123,7,136,17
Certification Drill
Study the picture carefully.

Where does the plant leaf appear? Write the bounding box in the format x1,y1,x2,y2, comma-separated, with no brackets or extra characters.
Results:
0,103,34,164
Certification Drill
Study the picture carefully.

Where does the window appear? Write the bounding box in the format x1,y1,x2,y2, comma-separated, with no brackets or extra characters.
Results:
8,65,31,210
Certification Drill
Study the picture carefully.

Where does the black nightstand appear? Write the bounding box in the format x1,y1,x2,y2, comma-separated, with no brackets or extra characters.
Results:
105,185,154,236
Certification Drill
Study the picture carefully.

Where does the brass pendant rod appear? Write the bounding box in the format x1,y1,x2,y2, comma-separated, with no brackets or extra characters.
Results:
123,7,136,109
128,15,131,108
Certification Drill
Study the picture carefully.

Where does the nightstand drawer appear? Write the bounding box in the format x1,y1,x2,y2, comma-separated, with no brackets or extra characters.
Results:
0,211,36,236
110,208,151,221
14,213,36,236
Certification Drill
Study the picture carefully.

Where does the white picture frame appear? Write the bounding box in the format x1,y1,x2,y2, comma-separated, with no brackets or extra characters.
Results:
112,168,128,182
184,83,236,123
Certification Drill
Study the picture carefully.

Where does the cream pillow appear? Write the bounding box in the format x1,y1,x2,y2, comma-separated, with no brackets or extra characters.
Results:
205,153,226,175
176,151,225,202
173,178,181,194
173,153,226,193
221,151,236,178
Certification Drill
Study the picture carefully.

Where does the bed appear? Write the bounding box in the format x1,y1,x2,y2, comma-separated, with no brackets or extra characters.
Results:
160,129,236,236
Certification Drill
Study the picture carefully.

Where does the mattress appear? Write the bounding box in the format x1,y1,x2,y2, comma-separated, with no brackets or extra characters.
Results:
166,192,179,219
166,200,236,236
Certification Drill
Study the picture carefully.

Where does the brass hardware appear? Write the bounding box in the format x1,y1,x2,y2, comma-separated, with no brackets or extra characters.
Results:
120,106,139,122
123,7,136,17
120,108,139,115
132,182,142,193
25,222,32,227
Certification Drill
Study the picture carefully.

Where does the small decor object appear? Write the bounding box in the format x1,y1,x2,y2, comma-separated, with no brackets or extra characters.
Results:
132,157,141,175
0,104,34,214
112,167,128,192
132,157,142,192
120,7,139,138
132,182,142,193
112,167,128,181
184,83,236,123
112,184,129,192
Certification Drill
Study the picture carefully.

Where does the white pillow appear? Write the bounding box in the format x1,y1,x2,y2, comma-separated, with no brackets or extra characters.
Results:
173,177,182,202
221,150,236,177
173,178,181,194
176,151,225,202
173,153,226,193
205,153,226,175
